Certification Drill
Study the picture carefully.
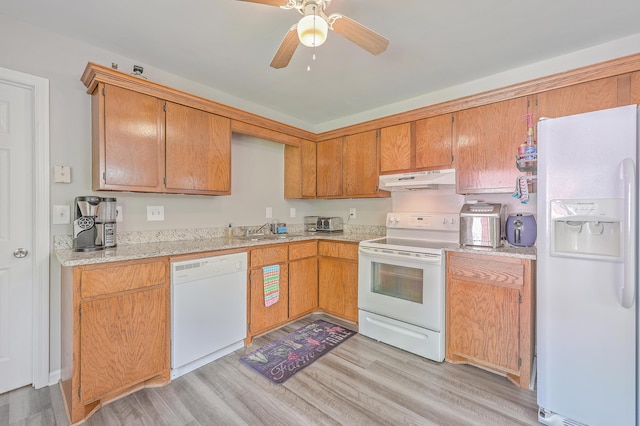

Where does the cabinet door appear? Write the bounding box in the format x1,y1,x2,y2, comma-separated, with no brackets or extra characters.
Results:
536,76,620,121
289,257,318,318
415,114,453,169
447,279,520,373
250,263,289,335
318,257,358,322
380,123,412,173
284,140,316,199
165,102,231,194
454,97,529,194
316,138,343,197
100,84,165,191
342,130,380,197
80,286,167,403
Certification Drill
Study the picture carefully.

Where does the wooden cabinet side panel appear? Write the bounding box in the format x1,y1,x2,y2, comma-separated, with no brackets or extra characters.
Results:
80,260,167,299
415,114,453,169
630,71,640,105
446,278,520,373
103,85,165,190
301,140,317,198
343,130,380,196
284,145,302,198
80,286,168,403
454,97,528,193
380,123,413,173
91,85,105,191
289,257,318,318
316,138,343,197
250,264,289,334
165,102,231,193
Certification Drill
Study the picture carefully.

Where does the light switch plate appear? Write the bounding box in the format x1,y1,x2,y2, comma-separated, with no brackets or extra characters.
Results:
147,206,164,221
266,207,272,219
116,206,123,223
290,207,296,218
52,205,70,224
53,165,71,183
349,208,356,219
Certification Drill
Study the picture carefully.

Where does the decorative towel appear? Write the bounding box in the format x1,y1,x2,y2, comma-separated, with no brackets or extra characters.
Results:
512,176,529,204
263,265,280,307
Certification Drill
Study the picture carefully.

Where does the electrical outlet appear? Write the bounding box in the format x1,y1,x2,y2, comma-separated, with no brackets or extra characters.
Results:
116,206,123,223
290,207,296,218
349,208,356,219
52,205,70,224
147,206,164,221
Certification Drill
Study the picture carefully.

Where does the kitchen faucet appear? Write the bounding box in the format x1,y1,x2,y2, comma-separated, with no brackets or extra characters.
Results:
246,222,271,236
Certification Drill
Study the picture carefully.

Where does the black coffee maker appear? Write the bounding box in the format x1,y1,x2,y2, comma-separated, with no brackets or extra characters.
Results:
73,196,117,251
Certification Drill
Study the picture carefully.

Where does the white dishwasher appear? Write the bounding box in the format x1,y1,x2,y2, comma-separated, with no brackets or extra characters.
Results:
171,252,247,379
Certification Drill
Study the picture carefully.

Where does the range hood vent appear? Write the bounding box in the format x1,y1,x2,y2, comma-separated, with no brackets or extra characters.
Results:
379,169,456,191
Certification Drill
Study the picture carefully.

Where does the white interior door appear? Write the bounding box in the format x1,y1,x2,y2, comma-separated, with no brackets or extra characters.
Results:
0,78,34,393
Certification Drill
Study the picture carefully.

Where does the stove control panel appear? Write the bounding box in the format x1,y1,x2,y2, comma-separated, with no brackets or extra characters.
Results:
386,213,458,231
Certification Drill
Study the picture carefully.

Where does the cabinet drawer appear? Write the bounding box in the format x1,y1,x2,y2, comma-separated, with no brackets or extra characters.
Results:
81,260,168,299
250,245,288,267
447,253,523,287
289,241,317,261
318,241,358,261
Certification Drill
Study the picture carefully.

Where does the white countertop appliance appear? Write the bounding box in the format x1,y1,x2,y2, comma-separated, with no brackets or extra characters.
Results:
358,212,459,361
537,105,638,426
171,252,247,379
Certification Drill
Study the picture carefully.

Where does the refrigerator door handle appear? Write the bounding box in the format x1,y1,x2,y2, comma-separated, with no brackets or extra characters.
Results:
620,158,636,309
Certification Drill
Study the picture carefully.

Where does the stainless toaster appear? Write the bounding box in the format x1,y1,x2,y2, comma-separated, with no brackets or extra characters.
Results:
459,203,503,248
316,216,343,232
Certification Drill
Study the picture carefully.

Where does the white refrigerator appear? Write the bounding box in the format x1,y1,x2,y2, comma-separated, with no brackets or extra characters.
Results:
537,105,638,426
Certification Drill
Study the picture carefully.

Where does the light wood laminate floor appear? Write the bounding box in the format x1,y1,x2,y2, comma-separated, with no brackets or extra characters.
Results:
1,314,539,425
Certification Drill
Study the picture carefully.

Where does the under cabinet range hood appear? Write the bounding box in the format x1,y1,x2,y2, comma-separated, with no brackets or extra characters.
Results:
379,169,456,191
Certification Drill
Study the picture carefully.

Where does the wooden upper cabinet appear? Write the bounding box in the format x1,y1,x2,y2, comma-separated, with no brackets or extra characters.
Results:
92,83,232,195
165,102,231,194
343,130,383,197
415,114,453,170
316,138,343,198
535,76,620,121
96,84,165,192
284,140,316,199
380,123,413,173
454,96,529,194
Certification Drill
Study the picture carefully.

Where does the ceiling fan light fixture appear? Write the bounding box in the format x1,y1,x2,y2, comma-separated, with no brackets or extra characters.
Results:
297,13,328,47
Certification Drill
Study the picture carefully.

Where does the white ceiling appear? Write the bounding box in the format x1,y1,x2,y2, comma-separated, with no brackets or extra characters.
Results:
3,0,640,131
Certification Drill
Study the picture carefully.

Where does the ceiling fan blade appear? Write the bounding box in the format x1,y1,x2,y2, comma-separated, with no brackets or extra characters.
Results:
270,25,300,69
236,0,291,7
329,14,389,55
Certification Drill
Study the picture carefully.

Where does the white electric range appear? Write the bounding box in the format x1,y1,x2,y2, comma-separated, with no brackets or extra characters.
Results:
358,212,459,361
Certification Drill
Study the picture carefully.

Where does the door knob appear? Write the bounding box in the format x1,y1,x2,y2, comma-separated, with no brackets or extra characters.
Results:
13,248,29,258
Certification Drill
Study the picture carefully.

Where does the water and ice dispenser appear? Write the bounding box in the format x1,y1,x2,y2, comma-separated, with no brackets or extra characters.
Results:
551,199,622,259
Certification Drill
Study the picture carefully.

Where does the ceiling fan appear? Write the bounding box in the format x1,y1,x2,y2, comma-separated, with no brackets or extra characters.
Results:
238,0,389,69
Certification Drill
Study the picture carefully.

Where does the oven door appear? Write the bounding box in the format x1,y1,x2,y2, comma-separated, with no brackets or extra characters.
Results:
358,246,444,331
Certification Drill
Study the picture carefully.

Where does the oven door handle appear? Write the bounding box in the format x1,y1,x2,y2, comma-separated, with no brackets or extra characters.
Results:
359,247,442,263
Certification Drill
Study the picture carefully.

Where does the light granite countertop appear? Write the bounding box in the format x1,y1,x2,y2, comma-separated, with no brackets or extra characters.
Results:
446,244,536,260
55,224,536,267
55,232,383,267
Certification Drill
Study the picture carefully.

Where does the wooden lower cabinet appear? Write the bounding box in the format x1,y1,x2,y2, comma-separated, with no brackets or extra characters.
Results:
445,251,535,390
60,258,170,425
318,241,359,322
248,245,290,337
288,241,318,318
